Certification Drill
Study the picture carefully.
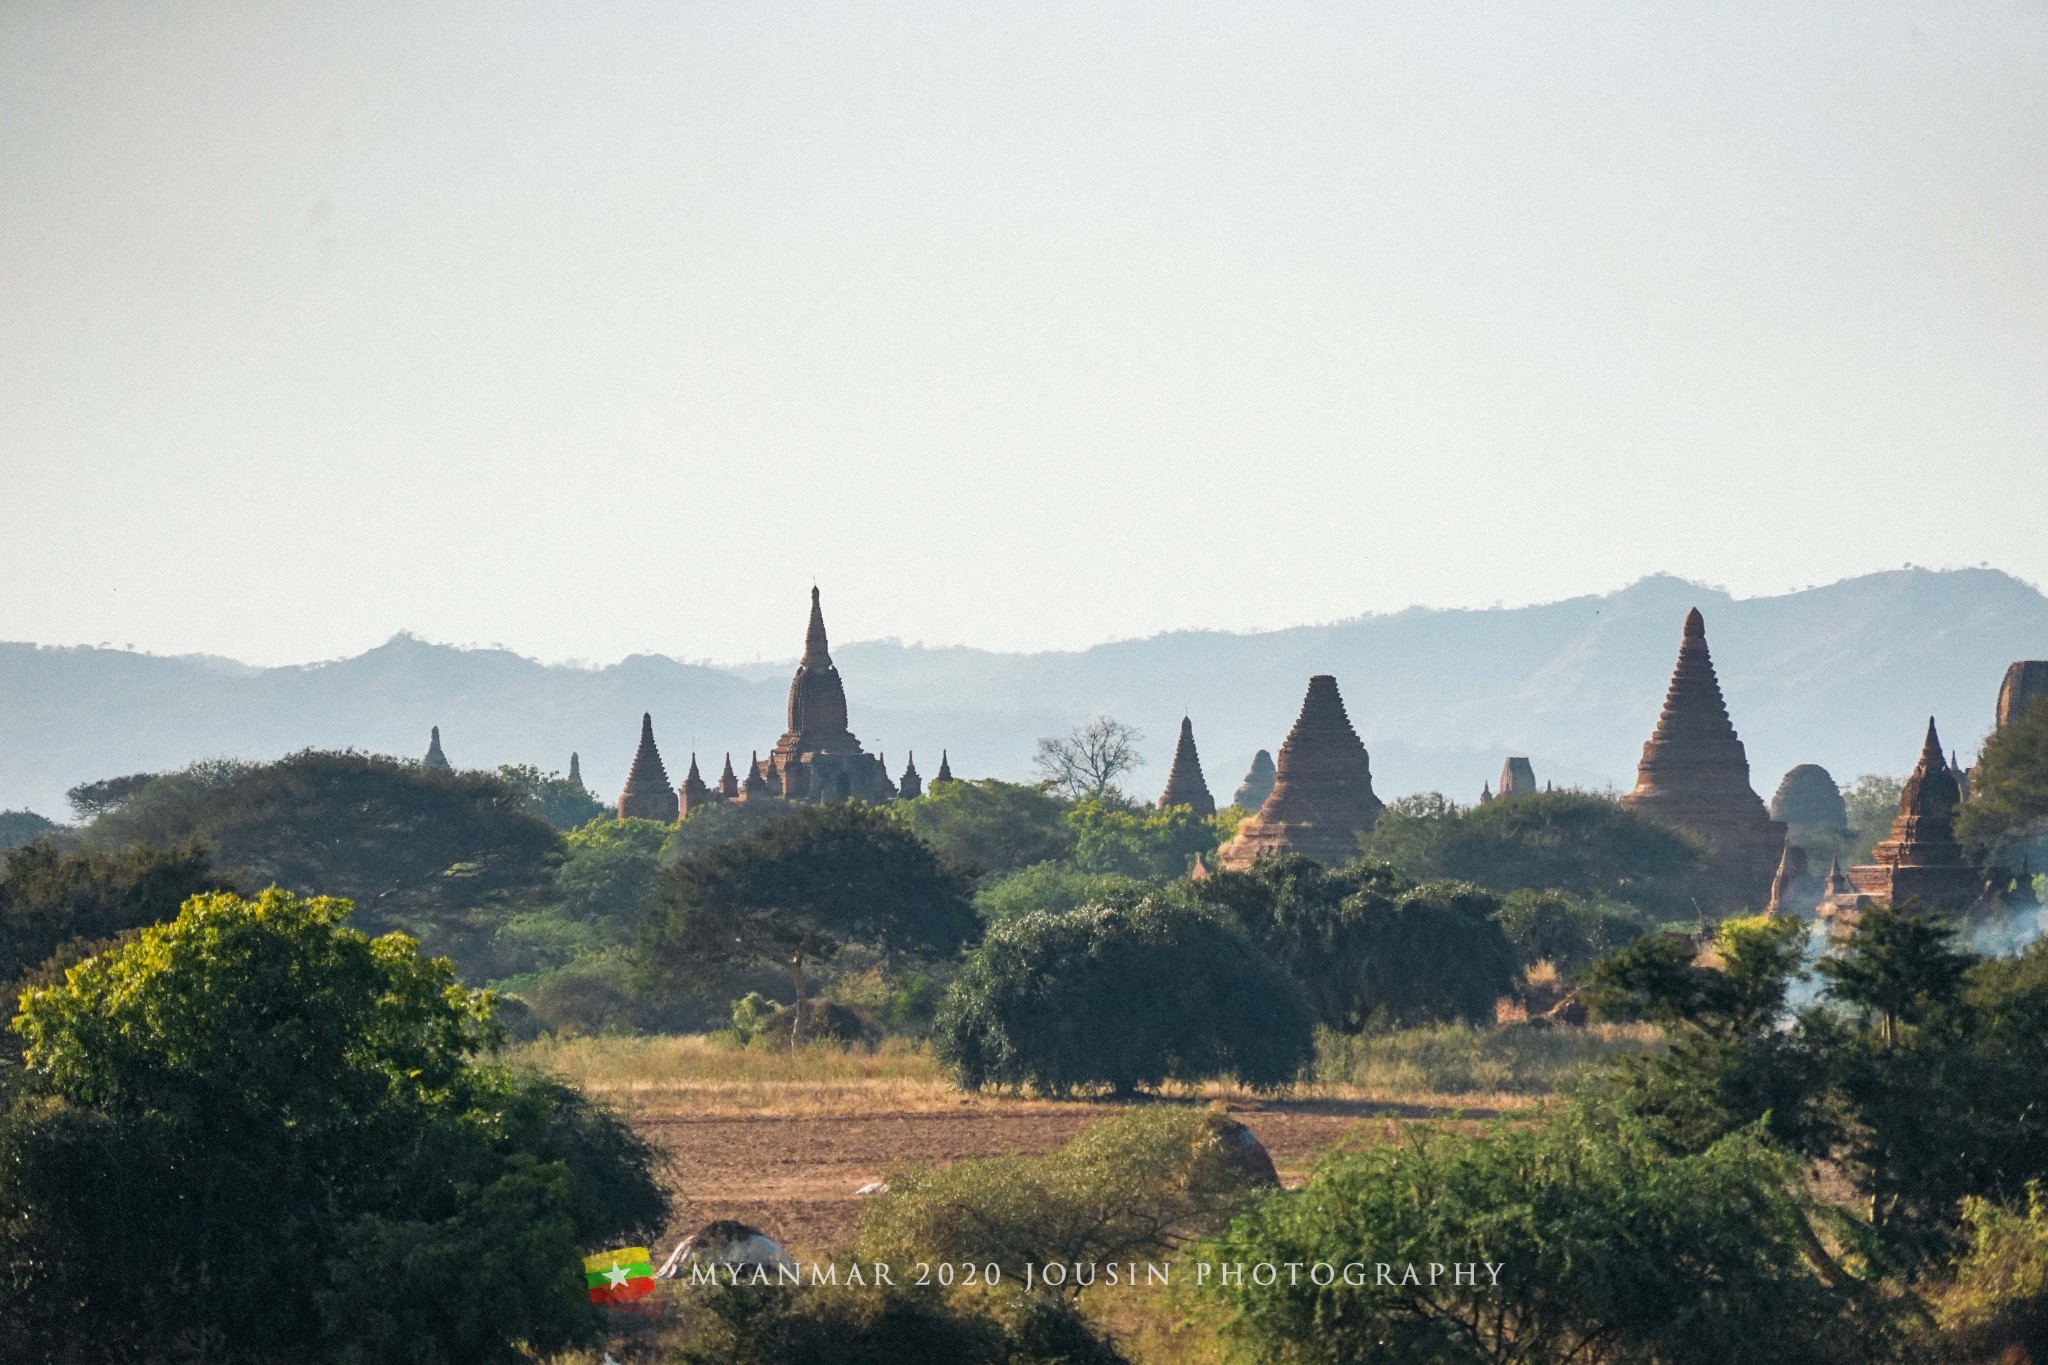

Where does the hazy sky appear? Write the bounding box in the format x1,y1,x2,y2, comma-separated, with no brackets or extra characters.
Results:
3,2,2044,666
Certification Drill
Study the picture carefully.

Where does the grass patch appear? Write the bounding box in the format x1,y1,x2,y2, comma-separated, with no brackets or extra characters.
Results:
1313,1022,1662,1097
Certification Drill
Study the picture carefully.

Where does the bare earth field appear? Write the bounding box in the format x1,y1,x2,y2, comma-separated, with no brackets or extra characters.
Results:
520,1036,1522,1258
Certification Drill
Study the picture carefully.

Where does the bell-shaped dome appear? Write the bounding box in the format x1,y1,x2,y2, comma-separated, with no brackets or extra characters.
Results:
786,587,852,739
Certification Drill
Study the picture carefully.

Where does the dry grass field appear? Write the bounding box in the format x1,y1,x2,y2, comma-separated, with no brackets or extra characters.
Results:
517,1025,1658,1259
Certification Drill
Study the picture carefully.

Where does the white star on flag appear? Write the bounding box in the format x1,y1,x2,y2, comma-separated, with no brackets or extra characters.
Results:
605,1264,631,1288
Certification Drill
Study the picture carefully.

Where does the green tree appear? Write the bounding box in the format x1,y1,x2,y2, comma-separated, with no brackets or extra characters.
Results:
1362,789,1706,916
1959,695,2048,861
1186,856,1518,1032
1843,773,1907,864
0,840,228,984
890,778,1076,879
64,771,158,820
495,761,606,830
973,861,1147,924
1197,1099,1904,1365
1066,796,1225,879
0,809,59,851
1492,887,1648,978
935,897,1314,1096
639,804,979,1043
85,751,562,966
0,888,665,1363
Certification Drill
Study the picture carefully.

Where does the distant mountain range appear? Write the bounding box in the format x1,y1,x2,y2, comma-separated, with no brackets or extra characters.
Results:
2,568,2044,822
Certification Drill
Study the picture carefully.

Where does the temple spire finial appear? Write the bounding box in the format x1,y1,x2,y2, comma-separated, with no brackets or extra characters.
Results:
424,726,450,770
805,585,829,661
1684,606,1705,640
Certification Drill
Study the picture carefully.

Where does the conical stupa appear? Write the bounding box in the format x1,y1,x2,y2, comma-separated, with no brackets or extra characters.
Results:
617,713,680,822
716,753,740,799
935,751,954,783
679,754,712,816
1498,757,1537,798
1620,609,1785,908
898,752,923,800
1845,718,1977,912
424,726,450,770
568,752,584,789
1216,675,1383,870
1764,842,1807,916
1158,717,1216,815
1232,750,1276,811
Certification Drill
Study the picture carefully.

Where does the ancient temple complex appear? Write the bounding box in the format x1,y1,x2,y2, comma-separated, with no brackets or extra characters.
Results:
1620,608,1786,909
618,713,680,822
1158,717,1216,815
1821,719,1978,920
1216,675,1383,870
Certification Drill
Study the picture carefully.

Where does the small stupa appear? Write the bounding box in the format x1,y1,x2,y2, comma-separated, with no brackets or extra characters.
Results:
679,755,712,816
898,752,923,800
1158,717,1217,815
424,726,451,770
741,752,772,801
1478,782,1493,805
1764,843,1807,916
617,713,680,822
935,751,955,783
568,752,584,789
1216,675,1383,870
1841,719,1978,913
1498,757,1537,798
716,754,741,799
1232,750,1276,811
1620,609,1786,908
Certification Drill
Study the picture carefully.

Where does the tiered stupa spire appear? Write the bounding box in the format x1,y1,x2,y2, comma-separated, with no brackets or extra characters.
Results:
935,751,954,783
717,754,740,799
617,714,680,822
898,752,922,800
1216,675,1383,870
1232,750,1276,811
1158,717,1217,815
1620,609,1785,908
680,754,711,815
424,726,450,770
1498,757,1536,798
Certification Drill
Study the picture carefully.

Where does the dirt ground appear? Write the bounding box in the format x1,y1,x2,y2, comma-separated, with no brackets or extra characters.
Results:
632,1096,1498,1259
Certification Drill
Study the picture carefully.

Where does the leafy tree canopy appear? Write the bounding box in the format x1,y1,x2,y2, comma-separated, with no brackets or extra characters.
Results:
0,839,229,986
1959,695,2048,861
0,809,60,852
83,750,562,960
935,897,1314,1096
973,860,1147,924
1361,788,1706,916
64,771,158,821
1492,887,1649,978
1066,796,1229,879
639,803,979,1041
1186,855,1517,1033
1199,1098,1906,1365
0,888,665,1363
889,777,1075,879
495,761,606,830
1843,773,1907,864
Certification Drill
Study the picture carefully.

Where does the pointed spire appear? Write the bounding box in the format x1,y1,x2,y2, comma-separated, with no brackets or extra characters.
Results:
741,750,772,800
617,713,679,822
679,752,711,815
1765,842,1803,916
1158,716,1217,815
805,585,829,662
1825,855,1851,895
1479,781,1493,804
423,726,450,769
935,750,954,783
1215,674,1383,870
568,752,583,788
1498,757,1536,797
1232,749,1277,812
898,750,923,800
784,586,852,741
1854,716,1974,910
717,753,740,799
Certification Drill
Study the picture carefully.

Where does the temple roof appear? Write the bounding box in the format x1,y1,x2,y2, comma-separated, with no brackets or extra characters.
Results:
1216,674,1383,869
623,713,671,791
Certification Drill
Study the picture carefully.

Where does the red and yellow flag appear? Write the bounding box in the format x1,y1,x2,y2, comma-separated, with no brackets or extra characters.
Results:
584,1247,656,1304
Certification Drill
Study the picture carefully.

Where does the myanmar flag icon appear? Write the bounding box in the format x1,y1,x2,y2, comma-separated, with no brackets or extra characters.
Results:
584,1247,657,1304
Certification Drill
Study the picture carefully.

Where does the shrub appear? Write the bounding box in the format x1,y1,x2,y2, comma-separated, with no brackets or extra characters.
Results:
1934,1182,2048,1362
1066,796,1226,879
0,810,59,851
974,861,1147,924
669,1282,1128,1365
0,888,666,1363
0,840,229,984
1197,1099,1906,1365
1188,856,1518,1032
890,778,1077,879
935,898,1313,1096
1492,887,1648,978
857,1108,1273,1277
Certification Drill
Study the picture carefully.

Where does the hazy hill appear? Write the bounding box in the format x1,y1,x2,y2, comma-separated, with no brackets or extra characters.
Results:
2,568,2043,821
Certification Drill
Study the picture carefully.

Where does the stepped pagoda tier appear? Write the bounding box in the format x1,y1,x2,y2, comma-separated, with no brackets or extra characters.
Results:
617,713,680,822
935,751,954,783
761,588,894,803
424,726,450,770
898,752,923,800
679,754,712,816
1840,719,1978,913
742,752,774,801
1620,609,1785,909
1216,675,1384,870
1158,717,1217,815
716,753,741,799
1232,750,1275,811
1498,757,1536,798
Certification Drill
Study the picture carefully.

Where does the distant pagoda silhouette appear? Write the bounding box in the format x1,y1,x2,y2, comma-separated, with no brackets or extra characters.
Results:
898,752,923,800
1158,717,1216,815
935,751,954,783
424,726,450,770
1497,756,1537,798
1217,675,1383,870
1620,608,1785,909
617,713,679,822
1232,750,1275,811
